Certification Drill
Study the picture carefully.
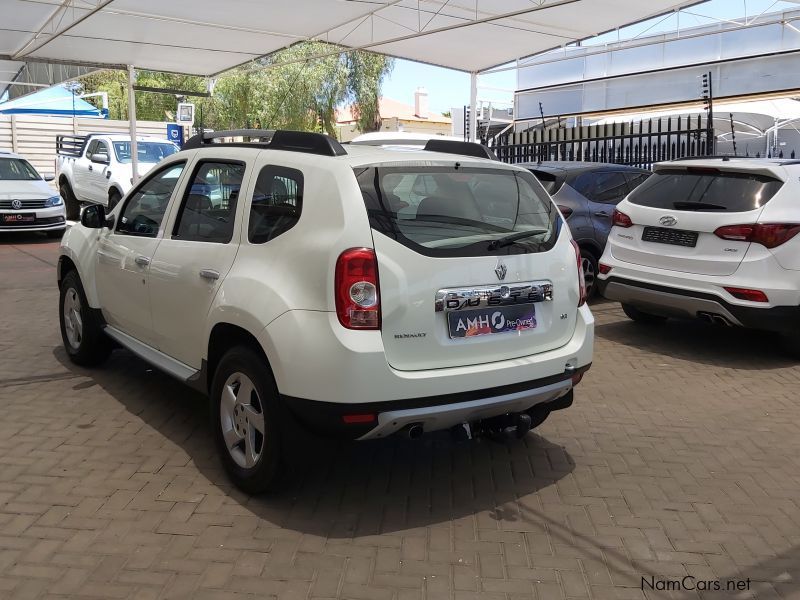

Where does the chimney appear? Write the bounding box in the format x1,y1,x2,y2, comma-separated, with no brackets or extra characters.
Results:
414,87,429,119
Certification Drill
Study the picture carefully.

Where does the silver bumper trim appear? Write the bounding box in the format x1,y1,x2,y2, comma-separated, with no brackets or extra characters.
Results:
357,379,572,440
602,280,743,326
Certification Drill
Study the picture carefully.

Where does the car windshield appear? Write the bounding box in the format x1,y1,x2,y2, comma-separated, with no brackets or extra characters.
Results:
0,158,40,181
355,165,559,257
628,168,784,212
113,142,178,164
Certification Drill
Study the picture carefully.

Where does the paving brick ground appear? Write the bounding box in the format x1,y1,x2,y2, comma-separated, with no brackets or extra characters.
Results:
1,232,800,600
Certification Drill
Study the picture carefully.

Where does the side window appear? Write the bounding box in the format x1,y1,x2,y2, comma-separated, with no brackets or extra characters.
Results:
173,161,245,243
95,141,109,159
85,140,99,156
577,171,629,204
625,171,651,192
117,162,186,237
248,165,303,244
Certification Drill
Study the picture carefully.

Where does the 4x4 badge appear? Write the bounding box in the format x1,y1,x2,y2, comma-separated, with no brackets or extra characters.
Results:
494,260,507,281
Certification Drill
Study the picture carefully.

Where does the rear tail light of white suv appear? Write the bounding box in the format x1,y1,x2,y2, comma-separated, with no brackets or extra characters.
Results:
612,209,633,228
335,248,381,330
571,240,587,307
714,223,800,249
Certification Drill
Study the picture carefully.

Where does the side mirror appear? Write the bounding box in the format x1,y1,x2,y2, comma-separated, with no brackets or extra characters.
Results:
80,204,106,229
43,174,55,182
90,153,110,165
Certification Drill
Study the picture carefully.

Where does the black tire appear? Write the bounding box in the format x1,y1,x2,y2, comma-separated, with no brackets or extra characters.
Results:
60,181,80,221
59,270,112,366
621,303,667,325
108,190,122,212
580,249,598,300
211,347,283,494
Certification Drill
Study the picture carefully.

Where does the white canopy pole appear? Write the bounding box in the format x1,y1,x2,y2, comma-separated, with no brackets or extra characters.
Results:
469,72,478,143
127,65,139,185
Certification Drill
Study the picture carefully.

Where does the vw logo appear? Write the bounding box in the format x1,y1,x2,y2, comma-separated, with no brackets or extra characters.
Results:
659,215,678,227
10,199,22,210
494,260,507,281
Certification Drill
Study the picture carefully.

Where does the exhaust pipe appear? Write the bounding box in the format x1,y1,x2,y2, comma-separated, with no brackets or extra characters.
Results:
407,424,424,440
712,314,732,327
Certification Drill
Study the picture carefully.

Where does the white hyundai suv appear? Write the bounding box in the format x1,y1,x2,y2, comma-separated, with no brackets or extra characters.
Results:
598,157,800,355
57,130,594,492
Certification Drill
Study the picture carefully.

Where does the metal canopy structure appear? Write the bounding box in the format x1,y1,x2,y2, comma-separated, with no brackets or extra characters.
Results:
1,0,702,170
2,0,700,76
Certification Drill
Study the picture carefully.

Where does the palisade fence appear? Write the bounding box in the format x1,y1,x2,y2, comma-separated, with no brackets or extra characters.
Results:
489,115,714,168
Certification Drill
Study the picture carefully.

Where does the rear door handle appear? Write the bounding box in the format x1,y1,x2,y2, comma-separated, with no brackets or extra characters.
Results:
199,269,220,281
134,255,150,267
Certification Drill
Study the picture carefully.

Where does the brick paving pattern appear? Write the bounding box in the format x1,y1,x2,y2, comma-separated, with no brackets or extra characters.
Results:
1,233,799,599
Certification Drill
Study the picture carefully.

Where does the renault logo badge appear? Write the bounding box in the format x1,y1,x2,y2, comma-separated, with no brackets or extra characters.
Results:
494,260,507,281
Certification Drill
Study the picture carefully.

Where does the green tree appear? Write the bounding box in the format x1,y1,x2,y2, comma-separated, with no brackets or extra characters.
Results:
76,43,393,139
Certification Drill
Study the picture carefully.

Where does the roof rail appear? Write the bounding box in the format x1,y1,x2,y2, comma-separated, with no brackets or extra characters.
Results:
183,129,347,156
423,139,497,160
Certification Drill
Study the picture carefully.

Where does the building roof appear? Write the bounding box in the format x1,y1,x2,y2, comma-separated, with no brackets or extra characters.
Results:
337,97,451,125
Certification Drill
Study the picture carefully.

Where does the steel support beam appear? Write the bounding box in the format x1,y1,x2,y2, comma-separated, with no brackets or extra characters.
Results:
469,72,478,143
127,65,139,185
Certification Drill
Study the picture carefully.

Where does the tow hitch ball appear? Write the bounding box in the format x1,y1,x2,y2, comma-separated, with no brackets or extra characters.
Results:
451,411,533,441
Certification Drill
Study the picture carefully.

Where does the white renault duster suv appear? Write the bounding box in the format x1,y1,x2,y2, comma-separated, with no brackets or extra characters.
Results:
57,130,594,492
598,157,800,355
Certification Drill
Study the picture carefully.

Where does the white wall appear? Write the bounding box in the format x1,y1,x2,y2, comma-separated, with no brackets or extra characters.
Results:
0,115,169,186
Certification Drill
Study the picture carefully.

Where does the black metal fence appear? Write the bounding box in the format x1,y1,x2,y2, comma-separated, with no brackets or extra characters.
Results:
489,115,714,168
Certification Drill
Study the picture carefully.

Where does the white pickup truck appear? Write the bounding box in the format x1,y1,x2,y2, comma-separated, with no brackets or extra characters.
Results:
56,134,179,219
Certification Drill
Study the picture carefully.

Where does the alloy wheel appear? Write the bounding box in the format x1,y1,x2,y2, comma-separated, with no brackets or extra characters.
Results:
582,256,596,296
219,372,266,469
63,287,83,349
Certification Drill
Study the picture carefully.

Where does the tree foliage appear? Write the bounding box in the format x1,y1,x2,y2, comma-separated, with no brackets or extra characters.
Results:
75,43,393,139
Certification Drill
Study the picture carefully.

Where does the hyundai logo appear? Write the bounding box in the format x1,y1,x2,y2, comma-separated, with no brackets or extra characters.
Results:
659,215,678,227
494,260,507,281
10,199,22,210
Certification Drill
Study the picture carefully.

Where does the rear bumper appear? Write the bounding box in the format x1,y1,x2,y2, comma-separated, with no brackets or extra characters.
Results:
598,275,800,332
284,366,587,440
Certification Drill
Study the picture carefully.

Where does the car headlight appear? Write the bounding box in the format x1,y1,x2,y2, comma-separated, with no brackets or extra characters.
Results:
44,195,63,207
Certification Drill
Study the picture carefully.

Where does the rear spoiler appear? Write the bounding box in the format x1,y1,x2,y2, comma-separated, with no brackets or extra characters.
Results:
56,135,88,157
654,160,787,182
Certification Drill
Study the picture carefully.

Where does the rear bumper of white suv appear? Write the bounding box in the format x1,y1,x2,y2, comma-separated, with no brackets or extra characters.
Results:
597,259,800,332
259,304,593,439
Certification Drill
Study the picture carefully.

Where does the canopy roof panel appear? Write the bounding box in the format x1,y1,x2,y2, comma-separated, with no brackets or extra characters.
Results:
1,0,700,76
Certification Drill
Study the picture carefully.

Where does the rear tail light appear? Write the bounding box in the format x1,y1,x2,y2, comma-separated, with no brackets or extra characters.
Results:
714,223,800,249
335,248,381,330
570,240,587,307
724,287,769,303
612,209,633,228
557,205,573,219
598,263,612,275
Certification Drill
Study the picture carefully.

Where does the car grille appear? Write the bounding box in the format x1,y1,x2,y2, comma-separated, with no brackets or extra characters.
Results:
0,199,48,209
642,226,699,248
0,216,64,227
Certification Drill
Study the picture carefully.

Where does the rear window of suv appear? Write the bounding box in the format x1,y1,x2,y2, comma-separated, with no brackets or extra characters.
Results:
627,167,783,212
355,165,560,257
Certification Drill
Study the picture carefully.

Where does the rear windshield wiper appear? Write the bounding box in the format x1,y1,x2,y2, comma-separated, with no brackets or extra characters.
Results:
672,201,728,211
488,228,549,250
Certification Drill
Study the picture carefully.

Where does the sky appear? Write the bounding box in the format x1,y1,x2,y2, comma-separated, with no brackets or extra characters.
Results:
380,0,798,115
